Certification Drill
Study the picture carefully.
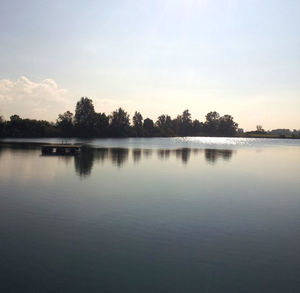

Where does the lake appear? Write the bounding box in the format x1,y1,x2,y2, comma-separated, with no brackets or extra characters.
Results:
0,137,299,292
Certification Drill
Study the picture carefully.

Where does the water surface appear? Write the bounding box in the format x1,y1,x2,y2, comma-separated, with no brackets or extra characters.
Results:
0,138,299,292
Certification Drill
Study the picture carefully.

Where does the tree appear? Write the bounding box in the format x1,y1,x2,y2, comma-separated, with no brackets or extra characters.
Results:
156,114,174,136
56,111,74,136
133,111,143,128
110,108,130,137
5,115,57,137
8,115,22,136
94,113,109,137
204,111,220,135
0,115,5,137
74,97,96,136
182,109,192,124
133,111,144,136
218,115,238,136
143,118,155,136
156,115,173,128
177,109,192,136
206,111,220,123
10,114,21,122
192,119,204,136
256,125,264,133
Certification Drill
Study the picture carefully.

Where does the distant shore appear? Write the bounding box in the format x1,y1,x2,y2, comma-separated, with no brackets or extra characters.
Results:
1,134,299,140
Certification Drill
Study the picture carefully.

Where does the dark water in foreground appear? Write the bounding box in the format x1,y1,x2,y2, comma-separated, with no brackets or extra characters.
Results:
0,138,300,292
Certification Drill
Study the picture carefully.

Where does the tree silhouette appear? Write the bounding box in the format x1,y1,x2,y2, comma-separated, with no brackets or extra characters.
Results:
0,96,248,138
156,114,174,136
110,148,129,167
133,111,144,136
74,97,96,136
110,108,130,137
218,115,238,136
192,119,204,136
204,111,220,135
94,113,109,137
132,148,142,163
143,118,155,136
0,115,5,137
176,110,193,136
57,111,74,137
256,125,265,133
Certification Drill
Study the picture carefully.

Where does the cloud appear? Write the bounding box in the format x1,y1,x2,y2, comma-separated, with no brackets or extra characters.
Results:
0,76,71,121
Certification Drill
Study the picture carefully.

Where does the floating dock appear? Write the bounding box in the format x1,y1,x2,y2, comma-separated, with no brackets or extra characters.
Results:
41,144,81,155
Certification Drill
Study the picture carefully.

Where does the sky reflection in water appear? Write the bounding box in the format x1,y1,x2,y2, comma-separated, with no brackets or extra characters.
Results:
0,140,300,292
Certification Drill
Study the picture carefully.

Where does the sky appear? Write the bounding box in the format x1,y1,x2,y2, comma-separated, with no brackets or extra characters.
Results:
0,0,299,131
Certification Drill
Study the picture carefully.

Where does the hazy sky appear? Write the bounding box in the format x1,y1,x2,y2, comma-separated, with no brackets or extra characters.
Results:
0,0,299,130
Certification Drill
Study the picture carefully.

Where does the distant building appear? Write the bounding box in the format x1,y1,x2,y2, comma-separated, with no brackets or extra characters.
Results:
270,129,291,135
237,128,244,134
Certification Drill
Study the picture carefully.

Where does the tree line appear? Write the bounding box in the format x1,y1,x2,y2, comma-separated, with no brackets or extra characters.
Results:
0,97,239,138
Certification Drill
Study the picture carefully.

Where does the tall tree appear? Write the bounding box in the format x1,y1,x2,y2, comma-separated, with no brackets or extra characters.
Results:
177,109,192,136
133,111,144,136
204,111,220,135
133,111,143,128
256,125,265,133
8,115,22,137
94,113,109,137
110,108,130,137
192,119,204,136
74,97,96,136
143,118,155,136
156,114,174,136
182,109,192,124
218,115,238,136
56,111,74,137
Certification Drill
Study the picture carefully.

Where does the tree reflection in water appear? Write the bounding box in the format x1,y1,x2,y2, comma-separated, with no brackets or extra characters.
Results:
72,147,234,177
142,149,153,158
74,148,109,177
204,149,233,163
0,144,235,178
110,148,129,167
74,147,129,176
176,148,190,164
132,149,142,163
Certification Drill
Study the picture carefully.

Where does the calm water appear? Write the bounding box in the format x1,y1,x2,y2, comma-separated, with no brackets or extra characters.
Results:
0,138,299,292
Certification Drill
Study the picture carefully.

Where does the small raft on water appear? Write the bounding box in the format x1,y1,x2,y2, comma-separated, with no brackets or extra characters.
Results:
41,144,81,155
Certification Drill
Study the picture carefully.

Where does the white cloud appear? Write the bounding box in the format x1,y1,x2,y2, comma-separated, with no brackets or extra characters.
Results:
0,76,72,121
